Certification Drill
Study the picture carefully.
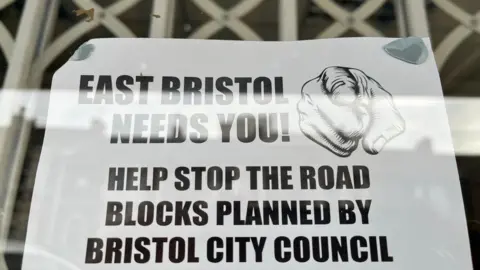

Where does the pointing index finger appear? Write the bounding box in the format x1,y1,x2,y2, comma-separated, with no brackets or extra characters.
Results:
321,66,359,106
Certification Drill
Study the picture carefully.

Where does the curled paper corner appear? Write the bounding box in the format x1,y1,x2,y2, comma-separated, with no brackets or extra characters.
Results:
69,42,95,61
383,36,428,65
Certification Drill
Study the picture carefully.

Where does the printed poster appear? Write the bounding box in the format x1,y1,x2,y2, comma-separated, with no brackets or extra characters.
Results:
22,38,473,270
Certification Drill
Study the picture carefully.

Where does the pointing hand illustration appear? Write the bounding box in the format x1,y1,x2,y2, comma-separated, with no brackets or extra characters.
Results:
297,66,405,157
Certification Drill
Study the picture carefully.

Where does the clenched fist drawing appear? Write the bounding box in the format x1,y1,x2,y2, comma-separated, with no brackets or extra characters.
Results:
297,66,405,157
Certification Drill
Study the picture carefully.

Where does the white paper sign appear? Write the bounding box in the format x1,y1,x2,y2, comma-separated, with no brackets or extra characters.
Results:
22,38,473,270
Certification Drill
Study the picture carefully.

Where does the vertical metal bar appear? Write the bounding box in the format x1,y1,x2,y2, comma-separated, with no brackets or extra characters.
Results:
403,0,431,37
1,114,33,239
29,0,61,87
0,109,24,198
149,0,176,38
0,109,28,270
394,0,407,37
279,0,298,41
